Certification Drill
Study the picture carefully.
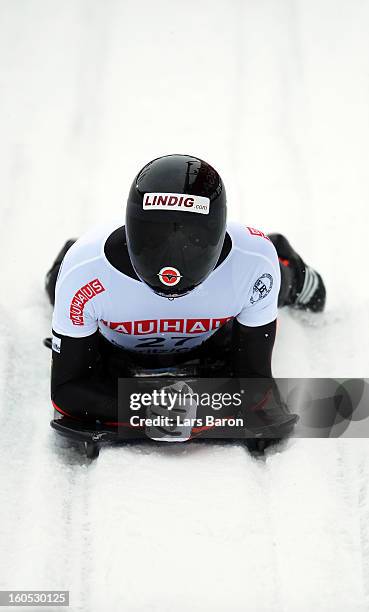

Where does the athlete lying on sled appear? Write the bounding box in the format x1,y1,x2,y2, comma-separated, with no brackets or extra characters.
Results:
46,154,326,448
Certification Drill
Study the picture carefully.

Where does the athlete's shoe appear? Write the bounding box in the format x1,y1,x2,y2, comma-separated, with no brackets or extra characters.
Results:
45,239,77,305
294,265,326,312
268,233,326,312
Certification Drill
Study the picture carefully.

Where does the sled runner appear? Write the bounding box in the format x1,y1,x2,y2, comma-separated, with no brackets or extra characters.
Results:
50,415,272,459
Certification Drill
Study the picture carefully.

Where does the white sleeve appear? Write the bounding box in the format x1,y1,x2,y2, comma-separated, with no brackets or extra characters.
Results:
52,261,103,338
236,252,281,328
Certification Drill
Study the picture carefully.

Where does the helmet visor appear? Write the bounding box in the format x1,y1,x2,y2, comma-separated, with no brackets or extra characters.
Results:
126,211,226,296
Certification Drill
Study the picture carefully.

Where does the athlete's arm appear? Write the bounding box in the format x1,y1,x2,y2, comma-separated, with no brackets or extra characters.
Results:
231,319,298,436
231,319,276,378
51,331,118,421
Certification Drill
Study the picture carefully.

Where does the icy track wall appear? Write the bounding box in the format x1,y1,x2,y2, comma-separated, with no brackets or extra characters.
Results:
0,1,368,611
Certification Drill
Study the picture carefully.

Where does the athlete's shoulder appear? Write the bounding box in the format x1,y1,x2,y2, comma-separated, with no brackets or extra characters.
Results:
227,220,279,266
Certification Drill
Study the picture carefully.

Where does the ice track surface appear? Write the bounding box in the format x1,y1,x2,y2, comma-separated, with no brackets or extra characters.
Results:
0,1,369,610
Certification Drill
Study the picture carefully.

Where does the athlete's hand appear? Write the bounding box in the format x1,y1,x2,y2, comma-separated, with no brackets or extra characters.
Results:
145,381,198,442
241,379,299,439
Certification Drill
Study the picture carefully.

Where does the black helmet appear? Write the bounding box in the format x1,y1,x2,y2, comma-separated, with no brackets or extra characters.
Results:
125,154,227,297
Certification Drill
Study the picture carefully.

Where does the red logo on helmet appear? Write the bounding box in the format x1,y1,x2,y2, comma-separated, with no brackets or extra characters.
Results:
158,267,182,286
